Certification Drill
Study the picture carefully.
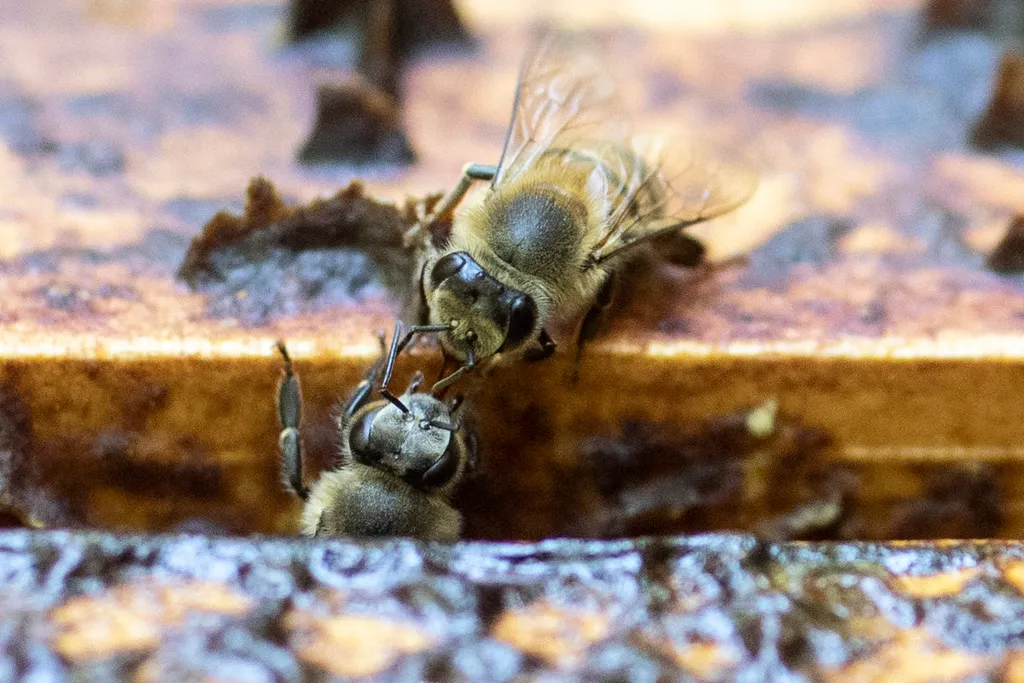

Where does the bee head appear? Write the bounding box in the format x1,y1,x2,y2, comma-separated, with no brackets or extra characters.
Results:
425,251,539,361
349,393,465,493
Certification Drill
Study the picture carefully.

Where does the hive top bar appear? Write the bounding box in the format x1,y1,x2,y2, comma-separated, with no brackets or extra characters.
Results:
0,0,1022,360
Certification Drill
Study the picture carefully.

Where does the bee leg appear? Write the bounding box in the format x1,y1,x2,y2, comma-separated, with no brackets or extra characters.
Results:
404,162,497,250
423,162,497,226
523,328,557,362
275,341,309,501
379,321,451,411
572,274,617,383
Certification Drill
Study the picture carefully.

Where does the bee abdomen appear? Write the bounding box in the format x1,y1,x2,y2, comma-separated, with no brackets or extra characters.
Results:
485,184,588,282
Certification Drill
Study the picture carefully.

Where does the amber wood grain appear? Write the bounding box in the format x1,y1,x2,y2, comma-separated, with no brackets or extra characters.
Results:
0,0,1023,540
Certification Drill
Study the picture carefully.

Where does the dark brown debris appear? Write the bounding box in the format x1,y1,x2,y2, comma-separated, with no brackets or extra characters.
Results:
971,51,1024,149
288,0,472,165
575,401,840,539
885,464,1003,539
986,214,1024,273
176,176,434,323
287,0,473,58
178,175,416,283
296,80,415,166
0,499,43,529
573,402,1011,543
359,0,402,100
921,0,1024,42
0,383,55,529
649,231,707,269
92,430,223,500
922,0,992,32
756,468,858,541
393,0,474,57
288,0,355,44
0,384,31,497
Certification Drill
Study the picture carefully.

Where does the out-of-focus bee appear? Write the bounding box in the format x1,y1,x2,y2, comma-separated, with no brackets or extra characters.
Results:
401,32,758,379
275,324,477,540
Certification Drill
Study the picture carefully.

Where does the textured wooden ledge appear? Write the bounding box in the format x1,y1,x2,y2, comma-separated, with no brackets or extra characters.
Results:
3,1,1024,677
1,344,1022,538
4,530,1024,681
1,2,1024,542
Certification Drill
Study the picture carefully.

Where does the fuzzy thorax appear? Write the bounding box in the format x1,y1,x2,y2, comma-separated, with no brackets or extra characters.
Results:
301,464,462,541
456,180,612,324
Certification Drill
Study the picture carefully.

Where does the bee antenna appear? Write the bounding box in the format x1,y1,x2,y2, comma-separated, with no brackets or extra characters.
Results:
428,419,457,432
383,392,410,414
275,340,293,376
378,321,411,414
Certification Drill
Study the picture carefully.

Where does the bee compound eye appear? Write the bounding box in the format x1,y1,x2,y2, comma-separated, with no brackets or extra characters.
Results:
348,412,377,462
501,294,538,351
429,252,468,290
419,449,459,490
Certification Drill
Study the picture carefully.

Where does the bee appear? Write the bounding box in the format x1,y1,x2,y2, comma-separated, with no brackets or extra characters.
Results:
402,32,758,378
275,323,477,540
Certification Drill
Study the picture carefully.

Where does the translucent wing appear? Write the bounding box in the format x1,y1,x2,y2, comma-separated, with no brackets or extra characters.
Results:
493,32,628,188
589,135,760,265
493,31,759,263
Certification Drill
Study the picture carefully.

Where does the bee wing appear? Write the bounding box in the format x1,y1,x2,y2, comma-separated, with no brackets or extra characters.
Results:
493,32,759,263
492,32,629,188
589,135,760,264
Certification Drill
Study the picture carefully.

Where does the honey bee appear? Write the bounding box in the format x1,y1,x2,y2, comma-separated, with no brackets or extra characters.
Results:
275,324,477,540
402,32,758,378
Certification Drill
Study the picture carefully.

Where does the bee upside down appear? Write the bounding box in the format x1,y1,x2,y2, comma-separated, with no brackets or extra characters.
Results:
274,323,477,541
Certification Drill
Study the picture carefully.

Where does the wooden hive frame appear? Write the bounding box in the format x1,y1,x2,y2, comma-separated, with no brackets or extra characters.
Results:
2,0,1024,676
